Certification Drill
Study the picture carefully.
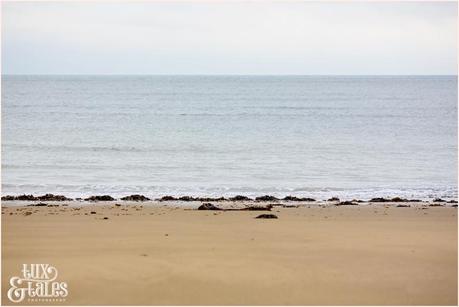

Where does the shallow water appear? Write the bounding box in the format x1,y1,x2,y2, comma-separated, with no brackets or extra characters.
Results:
2,75,457,199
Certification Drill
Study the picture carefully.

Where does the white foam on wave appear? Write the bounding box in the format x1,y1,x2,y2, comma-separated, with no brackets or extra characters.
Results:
2,183,457,201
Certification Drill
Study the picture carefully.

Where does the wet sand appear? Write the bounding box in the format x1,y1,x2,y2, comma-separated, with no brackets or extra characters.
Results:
1,201,457,305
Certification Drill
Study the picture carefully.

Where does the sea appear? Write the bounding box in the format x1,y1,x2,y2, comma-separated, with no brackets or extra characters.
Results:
2,75,457,200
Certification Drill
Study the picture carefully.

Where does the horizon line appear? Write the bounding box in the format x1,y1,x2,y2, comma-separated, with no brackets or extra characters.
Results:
2,73,458,77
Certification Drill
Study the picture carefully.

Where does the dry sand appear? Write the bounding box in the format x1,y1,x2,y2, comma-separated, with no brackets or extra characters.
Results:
1,201,457,305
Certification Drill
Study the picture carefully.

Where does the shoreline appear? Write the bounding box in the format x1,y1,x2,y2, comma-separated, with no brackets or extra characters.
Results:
2,200,458,209
2,193,458,204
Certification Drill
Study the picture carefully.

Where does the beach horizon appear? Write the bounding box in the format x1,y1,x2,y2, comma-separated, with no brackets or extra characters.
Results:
2,1,458,305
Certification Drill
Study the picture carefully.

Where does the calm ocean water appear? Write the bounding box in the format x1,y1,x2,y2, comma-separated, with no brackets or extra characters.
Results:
2,75,457,200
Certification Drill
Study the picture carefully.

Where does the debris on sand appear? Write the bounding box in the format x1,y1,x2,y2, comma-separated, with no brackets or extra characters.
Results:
396,204,410,208
239,204,273,211
1,195,16,201
271,203,298,208
229,195,252,201
255,214,278,219
369,197,422,203
335,201,358,206
369,197,389,202
37,194,73,201
159,196,227,202
255,195,279,201
27,203,48,207
120,194,151,201
282,196,316,201
327,197,340,202
195,197,226,202
178,196,195,201
391,197,408,202
429,203,444,207
281,204,299,208
2,194,37,201
2,194,73,201
158,196,177,201
198,203,222,210
84,195,115,201
197,203,273,211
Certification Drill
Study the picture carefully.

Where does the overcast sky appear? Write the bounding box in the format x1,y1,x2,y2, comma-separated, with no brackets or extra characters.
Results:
2,1,457,75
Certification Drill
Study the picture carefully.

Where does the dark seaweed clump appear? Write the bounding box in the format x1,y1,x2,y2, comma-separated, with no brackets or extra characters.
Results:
335,201,358,206
158,196,177,201
198,203,222,210
282,196,316,201
229,195,252,201
84,195,115,201
369,197,421,203
255,214,278,219
255,195,279,201
120,194,151,201
197,203,273,211
2,194,72,201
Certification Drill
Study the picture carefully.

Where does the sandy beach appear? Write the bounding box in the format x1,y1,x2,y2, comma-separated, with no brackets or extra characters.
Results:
1,200,457,305
3,1,458,306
